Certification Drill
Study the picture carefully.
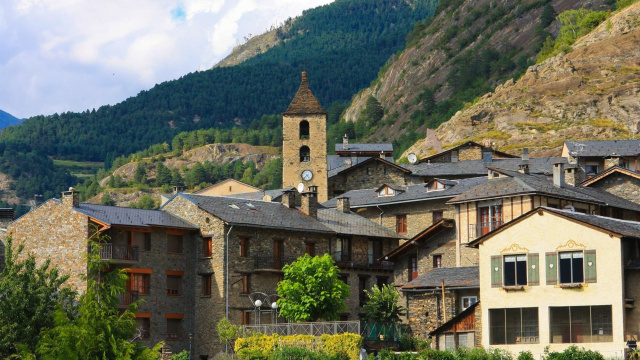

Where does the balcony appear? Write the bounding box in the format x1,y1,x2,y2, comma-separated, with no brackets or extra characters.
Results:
118,291,139,308
331,251,394,271
468,220,503,241
97,243,139,262
254,255,298,271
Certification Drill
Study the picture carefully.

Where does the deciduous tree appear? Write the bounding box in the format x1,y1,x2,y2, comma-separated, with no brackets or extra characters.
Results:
361,284,406,324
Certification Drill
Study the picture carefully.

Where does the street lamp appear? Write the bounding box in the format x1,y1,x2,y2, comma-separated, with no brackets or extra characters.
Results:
188,333,193,360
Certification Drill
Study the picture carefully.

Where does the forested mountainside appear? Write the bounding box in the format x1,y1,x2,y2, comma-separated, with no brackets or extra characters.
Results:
404,0,640,159
339,0,609,157
0,109,21,129
0,0,438,164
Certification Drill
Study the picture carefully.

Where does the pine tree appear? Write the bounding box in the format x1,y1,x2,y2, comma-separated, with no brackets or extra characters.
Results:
170,168,184,187
155,162,172,186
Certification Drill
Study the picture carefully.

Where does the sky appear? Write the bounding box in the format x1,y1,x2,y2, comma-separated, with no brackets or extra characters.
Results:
0,0,335,119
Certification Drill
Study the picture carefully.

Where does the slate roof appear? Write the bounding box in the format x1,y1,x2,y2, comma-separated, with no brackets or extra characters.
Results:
419,141,517,162
401,266,479,290
565,140,640,157
580,166,640,187
225,188,295,202
327,155,395,177
448,169,640,212
181,194,333,233
75,203,197,229
334,143,394,153
384,219,454,260
322,177,487,208
317,208,403,239
282,72,326,115
403,157,569,177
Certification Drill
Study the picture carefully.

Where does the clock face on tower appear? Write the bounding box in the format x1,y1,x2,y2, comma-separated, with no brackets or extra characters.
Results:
301,170,313,181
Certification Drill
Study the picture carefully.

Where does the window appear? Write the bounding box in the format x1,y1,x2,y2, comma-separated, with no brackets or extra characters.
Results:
433,255,442,269
559,251,584,284
333,238,351,262
427,181,446,192
202,274,212,296
166,318,181,340
409,254,418,281
135,317,150,339
241,310,250,325
300,146,310,162
242,274,250,294
489,308,539,344
368,240,382,265
299,120,309,139
396,214,407,234
378,186,395,197
358,276,368,307
444,333,455,350
273,240,284,269
550,305,612,343
461,296,478,311
133,232,151,251
167,234,183,253
306,242,315,256
585,164,599,175
203,237,212,257
239,237,249,257
340,274,349,285
167,275,181,296
478,204,502,236
504,255,527,286
376,276,388,289
433,210,444,224
130,273,150,295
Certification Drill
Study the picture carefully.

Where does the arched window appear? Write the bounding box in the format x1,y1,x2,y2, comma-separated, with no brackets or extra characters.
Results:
300,146,310,162
300,120,310,139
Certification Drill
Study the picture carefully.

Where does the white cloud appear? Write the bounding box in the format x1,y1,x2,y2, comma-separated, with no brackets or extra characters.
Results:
0,0,335,118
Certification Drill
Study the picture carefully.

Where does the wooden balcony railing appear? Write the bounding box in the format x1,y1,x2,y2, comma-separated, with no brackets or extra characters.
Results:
118,291,139,307
331,251,393,270
468,220,503,241
97,243,139,261
254,255,298,270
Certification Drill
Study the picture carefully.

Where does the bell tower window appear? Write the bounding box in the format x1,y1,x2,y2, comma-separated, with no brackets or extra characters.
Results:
300,120,310,139
300,146,311,162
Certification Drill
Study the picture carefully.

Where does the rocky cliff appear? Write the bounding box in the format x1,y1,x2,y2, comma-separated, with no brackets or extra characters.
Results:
404,2,640,158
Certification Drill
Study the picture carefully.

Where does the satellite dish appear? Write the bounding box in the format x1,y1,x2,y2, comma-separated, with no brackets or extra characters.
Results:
297,183,304,193
408,153,418,164
563,205,575,212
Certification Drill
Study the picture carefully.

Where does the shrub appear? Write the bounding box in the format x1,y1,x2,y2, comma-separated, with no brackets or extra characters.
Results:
172,350,190,360
235,333,362,360
544,345,603,360
518,351,534,360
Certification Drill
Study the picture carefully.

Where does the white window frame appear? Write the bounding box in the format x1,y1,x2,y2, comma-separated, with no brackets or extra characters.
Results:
461,296,478,311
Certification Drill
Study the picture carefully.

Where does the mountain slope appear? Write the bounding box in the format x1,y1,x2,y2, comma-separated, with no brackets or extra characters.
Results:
340,0,606,157
0,109,22,129
405,1,640,158
0,0,438,163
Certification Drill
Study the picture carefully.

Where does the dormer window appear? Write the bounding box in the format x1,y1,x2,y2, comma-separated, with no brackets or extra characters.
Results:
426,180,446,192
300,120,310,139
300,146,310,162
378,186,395,197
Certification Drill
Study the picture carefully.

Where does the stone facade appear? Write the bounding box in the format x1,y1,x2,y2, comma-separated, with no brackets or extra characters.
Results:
328,161,413,198
282,113,328,203
589,174,640,205
405,288,479,339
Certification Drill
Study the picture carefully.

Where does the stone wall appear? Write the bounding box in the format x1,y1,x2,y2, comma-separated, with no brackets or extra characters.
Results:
405,290,456,338
282,113,328,203
590,174,640,205
8,199,89,291
328,161,410,198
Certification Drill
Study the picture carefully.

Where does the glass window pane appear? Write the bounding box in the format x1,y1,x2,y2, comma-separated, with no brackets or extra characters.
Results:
516,258,528,286
570,306,590,343
521,308,539,343
591,305,613,343
445,334,455,350
572,256,584,283
504,260,516,286
490,309,506,345
505,308,521,344
550,307,570,343
559,256,572,283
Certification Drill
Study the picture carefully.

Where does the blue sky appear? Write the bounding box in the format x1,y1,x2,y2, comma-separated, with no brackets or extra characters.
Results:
0,0,335,119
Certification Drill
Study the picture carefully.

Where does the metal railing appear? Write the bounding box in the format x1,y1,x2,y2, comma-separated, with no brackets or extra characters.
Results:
98,243,139,261
118,291,139,307
362,322,411,342
331,251,394,270
468,220,503,241
243,321,360,336
254,255,299,270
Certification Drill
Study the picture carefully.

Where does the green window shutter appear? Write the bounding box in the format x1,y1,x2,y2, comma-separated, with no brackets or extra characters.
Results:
491,255,502,288
546,252,557,285
528,253,539,286
585,249,597,283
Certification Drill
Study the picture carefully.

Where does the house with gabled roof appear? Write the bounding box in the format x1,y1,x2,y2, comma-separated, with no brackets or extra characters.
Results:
469,207,640,357
418,141,517,164
580,166,640,206
193,178,260,197
562,140,640,182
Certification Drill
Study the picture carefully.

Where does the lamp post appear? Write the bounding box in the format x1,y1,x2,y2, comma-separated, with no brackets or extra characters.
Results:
254,299,263,325
271,301,279,324
188,333,193,360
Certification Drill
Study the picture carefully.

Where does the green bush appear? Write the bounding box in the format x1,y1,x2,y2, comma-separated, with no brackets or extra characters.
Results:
172,350,190,360
235,333,362,360
518,350,534,360
544,345,603,360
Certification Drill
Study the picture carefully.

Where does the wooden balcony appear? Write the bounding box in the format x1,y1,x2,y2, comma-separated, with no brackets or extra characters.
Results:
97,243,139,262
331,251,393,271
468,220,503,241
118,291,139,308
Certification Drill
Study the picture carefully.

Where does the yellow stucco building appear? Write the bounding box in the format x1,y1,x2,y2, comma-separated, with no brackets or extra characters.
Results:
470,207,640,358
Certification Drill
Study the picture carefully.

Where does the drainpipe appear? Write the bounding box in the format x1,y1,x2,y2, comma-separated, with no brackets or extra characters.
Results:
376,205,385,225
225,225,234,321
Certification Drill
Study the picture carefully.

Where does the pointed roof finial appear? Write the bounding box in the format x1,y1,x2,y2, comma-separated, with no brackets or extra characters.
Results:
301,70,307,83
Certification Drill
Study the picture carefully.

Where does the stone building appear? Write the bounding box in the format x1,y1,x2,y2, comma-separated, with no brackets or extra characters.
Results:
580,166,640,206
469,207,640,358
7,190,199,353
562,139,640,182
161,189,401,357
417,141,517,164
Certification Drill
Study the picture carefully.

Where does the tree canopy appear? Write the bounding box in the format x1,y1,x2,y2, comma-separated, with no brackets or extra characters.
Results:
361,284,406,324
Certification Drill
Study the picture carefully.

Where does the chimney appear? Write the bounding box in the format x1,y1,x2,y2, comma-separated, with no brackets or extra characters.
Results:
343,134,349,150
62,187,79,208
173,186,184,194
301,186,318,218
553,162,565,188
565,166,576,186
336,197,351,213
522,148,529,161
379,151,385,159
282,189,296,209
482,147,493,162
518,163,530,174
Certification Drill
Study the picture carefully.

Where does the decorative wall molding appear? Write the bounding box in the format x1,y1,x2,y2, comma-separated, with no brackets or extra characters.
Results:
500,243,530,254
556,239,586,251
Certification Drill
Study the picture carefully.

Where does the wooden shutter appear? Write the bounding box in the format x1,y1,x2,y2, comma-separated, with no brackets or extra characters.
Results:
491,255,502,288
546,252,557,285
527,253,539,286
585,249,597,283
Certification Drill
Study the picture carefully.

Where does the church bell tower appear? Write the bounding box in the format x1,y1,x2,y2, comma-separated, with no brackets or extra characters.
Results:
282,71,328,203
